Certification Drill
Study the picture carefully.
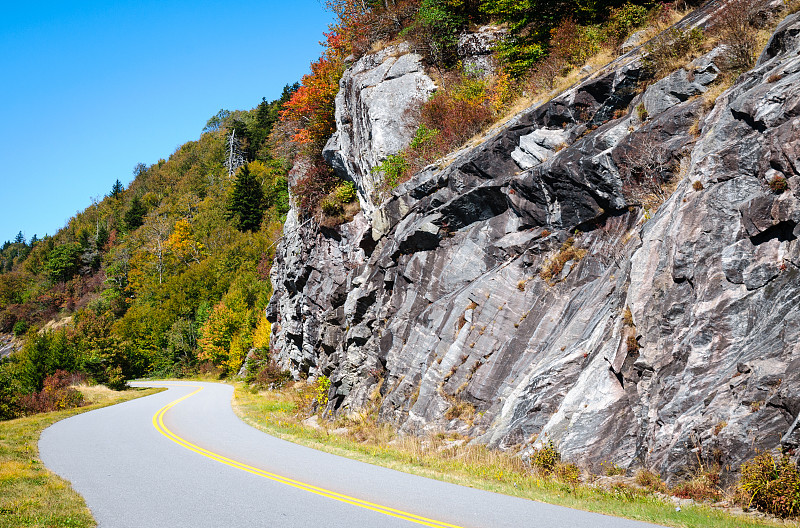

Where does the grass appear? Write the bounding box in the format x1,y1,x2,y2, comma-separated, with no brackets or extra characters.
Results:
0,385,163,528
232,384,794,528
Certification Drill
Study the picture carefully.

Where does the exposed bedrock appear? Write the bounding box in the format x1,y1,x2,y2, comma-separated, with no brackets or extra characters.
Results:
268,11,800,482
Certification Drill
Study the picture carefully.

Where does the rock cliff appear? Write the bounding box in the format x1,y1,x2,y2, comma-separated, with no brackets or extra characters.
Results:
268,7,800,481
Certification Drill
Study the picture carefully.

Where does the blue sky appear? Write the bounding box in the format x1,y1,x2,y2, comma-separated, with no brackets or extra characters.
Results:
0,1,333,244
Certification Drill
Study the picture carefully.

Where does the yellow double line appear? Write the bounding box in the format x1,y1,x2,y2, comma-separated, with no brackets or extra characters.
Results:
152,385,465,528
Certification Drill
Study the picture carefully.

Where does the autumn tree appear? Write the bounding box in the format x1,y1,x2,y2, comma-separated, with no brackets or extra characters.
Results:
279,56,344,151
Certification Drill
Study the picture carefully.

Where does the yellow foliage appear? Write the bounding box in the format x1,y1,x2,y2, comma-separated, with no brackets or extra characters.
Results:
253,315,272,349
166,218,205,264
227,333,248,375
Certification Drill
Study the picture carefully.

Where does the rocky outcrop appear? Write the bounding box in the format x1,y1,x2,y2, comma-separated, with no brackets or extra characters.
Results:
0,334,19,359
323,44,436,216
269,8,800,482
457,25,506,76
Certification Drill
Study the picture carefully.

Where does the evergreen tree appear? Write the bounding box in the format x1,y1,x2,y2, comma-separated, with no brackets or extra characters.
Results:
110,179,124,199
14,232,24,245
124,196,147,231
227,165,265,232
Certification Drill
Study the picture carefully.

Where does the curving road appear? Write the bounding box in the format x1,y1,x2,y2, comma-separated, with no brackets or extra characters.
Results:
40,381,667,528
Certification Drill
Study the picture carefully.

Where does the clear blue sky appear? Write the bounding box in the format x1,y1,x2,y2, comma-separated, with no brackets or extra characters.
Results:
0,0,333,244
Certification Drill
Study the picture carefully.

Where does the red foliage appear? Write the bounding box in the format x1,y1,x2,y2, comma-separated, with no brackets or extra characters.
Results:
18,370,86,415
292,160,341,216
279,57,344,150
420,93,492,151
324,0,419,57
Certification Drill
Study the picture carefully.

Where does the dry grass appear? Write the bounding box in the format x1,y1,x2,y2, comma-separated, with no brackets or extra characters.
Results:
232,384,790,528
0,386,163,528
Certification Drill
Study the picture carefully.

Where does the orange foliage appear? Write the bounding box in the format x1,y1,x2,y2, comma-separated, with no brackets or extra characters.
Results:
279,57,344,150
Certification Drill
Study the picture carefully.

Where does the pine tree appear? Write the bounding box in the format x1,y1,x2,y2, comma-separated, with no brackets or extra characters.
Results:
110,179,124,199
124,196,147,231
227,165,265,232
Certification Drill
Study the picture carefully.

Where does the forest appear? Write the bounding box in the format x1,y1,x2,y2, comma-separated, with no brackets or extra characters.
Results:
0,0,697,419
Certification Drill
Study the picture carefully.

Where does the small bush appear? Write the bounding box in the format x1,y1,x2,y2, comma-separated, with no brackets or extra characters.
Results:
671,468,722,503
555,461,581,484
11,320,28,337
531,440,561,474
539,237,588,283
252,357,292,390
769,175,788,193
605,2,650,46
445,399,476,423
314,375,331,410
374,153,410,189
18,370,85,415
334,181,357,204
320,196,344,216
635,469,667,493
714,0,760,72
293,159,341,216
693,180,704,191
636,103,649,122
602,461,625,476
739,452,800,518
105,365,127,391
643,26,705,78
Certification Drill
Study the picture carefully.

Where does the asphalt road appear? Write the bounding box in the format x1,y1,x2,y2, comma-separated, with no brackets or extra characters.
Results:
39,381,668,528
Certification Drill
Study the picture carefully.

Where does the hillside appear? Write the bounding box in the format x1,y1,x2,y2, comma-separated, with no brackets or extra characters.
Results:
1,0,799,518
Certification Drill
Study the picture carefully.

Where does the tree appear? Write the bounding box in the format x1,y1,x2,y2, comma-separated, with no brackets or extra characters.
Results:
203,109,232,133
124,196,147,231
133,163,148,179
45,243,82,283
227,165,265,232
224,129,247,177
110,179,124,199
13,232,24,245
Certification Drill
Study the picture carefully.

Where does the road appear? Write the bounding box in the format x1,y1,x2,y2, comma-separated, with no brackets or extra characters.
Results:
39,381,668,528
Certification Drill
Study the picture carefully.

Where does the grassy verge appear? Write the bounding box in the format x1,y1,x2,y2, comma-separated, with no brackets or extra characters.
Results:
233,385,794,528
0,386,164,528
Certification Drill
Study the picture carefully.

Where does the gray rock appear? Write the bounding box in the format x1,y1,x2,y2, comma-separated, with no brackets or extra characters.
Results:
268,9,800,484
457,25,506,76
621,29,649,53
323,44,436,216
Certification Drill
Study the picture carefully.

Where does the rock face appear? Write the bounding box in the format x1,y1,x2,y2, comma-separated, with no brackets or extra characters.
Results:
457,25,506,76
323,44,436,216
269,9,800,482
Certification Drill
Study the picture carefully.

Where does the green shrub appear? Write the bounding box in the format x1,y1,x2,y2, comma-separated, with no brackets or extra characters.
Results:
105,365,127,391
410,124,440,151
374,153,410,189
739,452,800,518
531,440,561,474
605,2,650,45
320,196,344,216
334,181,357,204
555,461,581,484
636,102,649,121
12,320,28,337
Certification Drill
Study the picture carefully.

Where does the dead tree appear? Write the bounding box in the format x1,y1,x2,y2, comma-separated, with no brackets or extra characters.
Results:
225,129,247,177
